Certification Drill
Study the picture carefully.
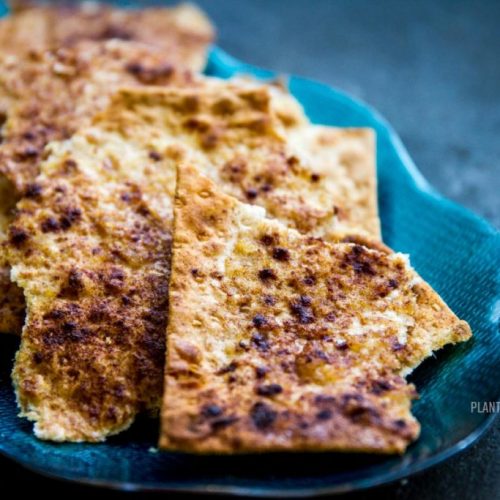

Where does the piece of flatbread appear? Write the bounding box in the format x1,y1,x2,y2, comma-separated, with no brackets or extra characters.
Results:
7,117,176,442
0,40,196,334
98,85,380,242
0,40,196,194
159,165,471,454
0,2,214,72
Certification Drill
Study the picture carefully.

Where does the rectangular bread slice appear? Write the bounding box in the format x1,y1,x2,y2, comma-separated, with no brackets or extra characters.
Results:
159,165,471,454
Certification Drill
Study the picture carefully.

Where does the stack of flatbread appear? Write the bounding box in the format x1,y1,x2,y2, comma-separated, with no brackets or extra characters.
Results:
0,3,471,454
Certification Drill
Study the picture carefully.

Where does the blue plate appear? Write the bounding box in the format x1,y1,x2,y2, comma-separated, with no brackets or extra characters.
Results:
0,46,498,496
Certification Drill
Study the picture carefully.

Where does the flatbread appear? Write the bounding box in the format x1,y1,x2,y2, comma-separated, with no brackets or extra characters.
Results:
159,165,471,454
6,82,382,441
0,40,196,334
0,40,196,193
0,2,214,72
99,85,379,242
7,116,175,442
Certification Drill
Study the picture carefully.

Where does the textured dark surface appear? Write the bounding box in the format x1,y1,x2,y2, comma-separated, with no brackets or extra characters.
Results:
1,0,499,498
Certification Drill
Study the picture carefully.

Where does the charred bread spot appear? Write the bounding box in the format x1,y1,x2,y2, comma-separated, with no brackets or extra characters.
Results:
9,226,29,246
334,339,349,351
201,404,223,418
324,312,336,322
302,274,316,286
370,380,393,395
59,207,82,230
148,151,162,162
41,217,59,232
63,159,78,172
342,244,376,276
316,409,333,420
289,300,315,324
252,314,268,329
245,188,258,200
58,268,85,299
250,401,277,430
24,183,43,198
258,268,276,282
251,332,270,351
256,383,283,397
272,247,290,262
221,159,247,183
260,234,274,246
263,295,276,306
216,361,238,375
255,366,269,379
125,62,174,84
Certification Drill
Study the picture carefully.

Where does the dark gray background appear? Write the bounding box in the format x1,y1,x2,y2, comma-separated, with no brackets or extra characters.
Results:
201,0,500,229
1,0,499,498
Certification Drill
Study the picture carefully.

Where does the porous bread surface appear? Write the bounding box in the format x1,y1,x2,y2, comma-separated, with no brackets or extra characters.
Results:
0,175,24,333
0,39,196,193
7,124,175,442
159,165,471,454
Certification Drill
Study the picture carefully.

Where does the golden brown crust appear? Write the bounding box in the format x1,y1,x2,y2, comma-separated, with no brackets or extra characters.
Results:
0,3,214,71
7,118,176,441
159,165,471,454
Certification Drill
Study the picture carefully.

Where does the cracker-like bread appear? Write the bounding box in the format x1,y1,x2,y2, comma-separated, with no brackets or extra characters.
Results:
0,40,196,334
98,86,379,241
6,82,382,441
6,118,176,442
159,165,471,454
0,2,214,71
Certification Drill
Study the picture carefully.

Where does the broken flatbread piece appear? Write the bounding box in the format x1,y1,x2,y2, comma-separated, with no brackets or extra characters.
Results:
99,85,380,241
7,116,175,441
159,165,471,454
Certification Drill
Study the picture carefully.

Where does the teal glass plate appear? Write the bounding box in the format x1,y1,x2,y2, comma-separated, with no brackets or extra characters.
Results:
0,45,498,496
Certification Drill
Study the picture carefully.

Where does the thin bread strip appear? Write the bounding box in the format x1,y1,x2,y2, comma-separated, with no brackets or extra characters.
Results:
159,165,471,454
